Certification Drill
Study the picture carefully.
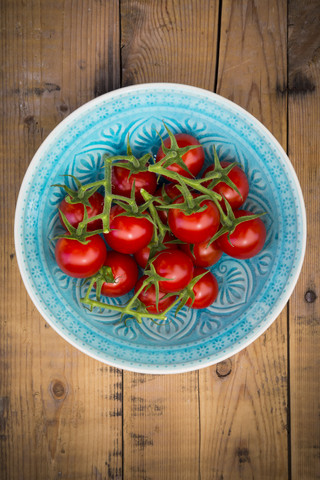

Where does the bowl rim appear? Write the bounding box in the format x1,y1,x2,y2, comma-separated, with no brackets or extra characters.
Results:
14,82,307,373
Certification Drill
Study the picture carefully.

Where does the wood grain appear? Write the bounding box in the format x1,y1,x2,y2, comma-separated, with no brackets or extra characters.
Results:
123,373,200,480
120,1,220,478
288,1,320,478
199,1,289,479
1,0,319,478
121,0,220,90
0,1,122,479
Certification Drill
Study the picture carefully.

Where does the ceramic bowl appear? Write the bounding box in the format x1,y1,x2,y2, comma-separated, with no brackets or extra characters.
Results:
14,83,306,373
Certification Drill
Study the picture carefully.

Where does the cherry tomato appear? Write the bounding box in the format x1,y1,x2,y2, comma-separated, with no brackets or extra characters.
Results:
186,267,219,309
134,233,180,269
59,191,104,232
135,276,177,314
55,234,107,278
99,251,138,297
180,240,223,267
104,205,153,254
112,161,157,204
216,210,266,259
152,249,194,293
168,196,220,244
165,183,183,199
156,133,205,179
203,161,249,210
154,184,184,224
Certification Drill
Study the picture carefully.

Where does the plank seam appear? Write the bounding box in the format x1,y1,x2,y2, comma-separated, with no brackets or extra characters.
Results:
119,0,123,88
214,0,223,93
286,1,292,478
197,371,201,480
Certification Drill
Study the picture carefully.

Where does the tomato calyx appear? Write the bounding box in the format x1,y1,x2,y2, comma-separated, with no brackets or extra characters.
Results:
158,191,214,216
208,197,265,246
149,161,223,212
160,269,209,315
54,207,92,244
108,135,153,175
52,174,101,208
202,147,241,196
156,123,200,177
82,265,116,301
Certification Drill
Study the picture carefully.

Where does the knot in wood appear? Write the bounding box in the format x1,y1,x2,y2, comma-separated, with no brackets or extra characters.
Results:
216,359,232,378
51,380,66,400
305,290,317,303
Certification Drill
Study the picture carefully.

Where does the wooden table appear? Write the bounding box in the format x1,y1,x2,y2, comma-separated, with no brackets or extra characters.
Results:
1,1,319,479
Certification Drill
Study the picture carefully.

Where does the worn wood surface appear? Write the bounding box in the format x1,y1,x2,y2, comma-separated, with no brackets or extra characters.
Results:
0,2,123,479
288,1,320,479
121,2,219,479
199,2,289,479
0,0,319,479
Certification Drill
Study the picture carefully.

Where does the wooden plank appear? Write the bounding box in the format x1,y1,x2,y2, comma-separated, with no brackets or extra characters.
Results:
199,1,289,479
121,0,220,90
120,1,220,478
288,1,320,478
0,1,122,479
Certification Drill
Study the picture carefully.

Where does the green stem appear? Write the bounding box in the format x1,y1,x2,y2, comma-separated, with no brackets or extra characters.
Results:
126,277,151,310
140,188,168,242
149,164,222,209
162,295,182,315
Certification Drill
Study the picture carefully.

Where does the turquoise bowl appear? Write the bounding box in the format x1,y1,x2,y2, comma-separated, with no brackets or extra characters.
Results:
15,84,306,373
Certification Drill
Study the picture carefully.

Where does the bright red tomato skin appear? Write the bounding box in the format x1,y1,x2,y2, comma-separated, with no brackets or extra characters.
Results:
217,210,266,259
168,197,220,244
104,205,154,254
180,240,223,267
186,268,219,309
152,249,194,293
134,233,180,269
133,245,152,269
55,235,107,278
134,276,177,314
156,133,205,179
100,252,138,297
59,192,104,232
203,161,249,210
165,183,183,199
112,162,157,204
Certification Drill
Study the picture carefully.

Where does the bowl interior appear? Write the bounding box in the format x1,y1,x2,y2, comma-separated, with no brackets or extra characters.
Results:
15,84,305,373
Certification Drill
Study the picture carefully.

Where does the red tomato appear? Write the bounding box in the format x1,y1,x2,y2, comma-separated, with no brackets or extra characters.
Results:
104,205,153,254
135,276,177,314
133,245,152,269
134,233,180,269
168,196,220,244
154,184,183,224
165,183,183,199
99,252,138,297
112,161,157,204
186,268,219,309
154,187,169,224
203,161,249,210
55,235,107,278
152,249,194,293
59,191,104,232
156,133,205,179
180,240,222,267
216,210,266,259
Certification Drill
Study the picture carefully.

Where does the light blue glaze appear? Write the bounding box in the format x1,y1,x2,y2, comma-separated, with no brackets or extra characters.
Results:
15,84,306,373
